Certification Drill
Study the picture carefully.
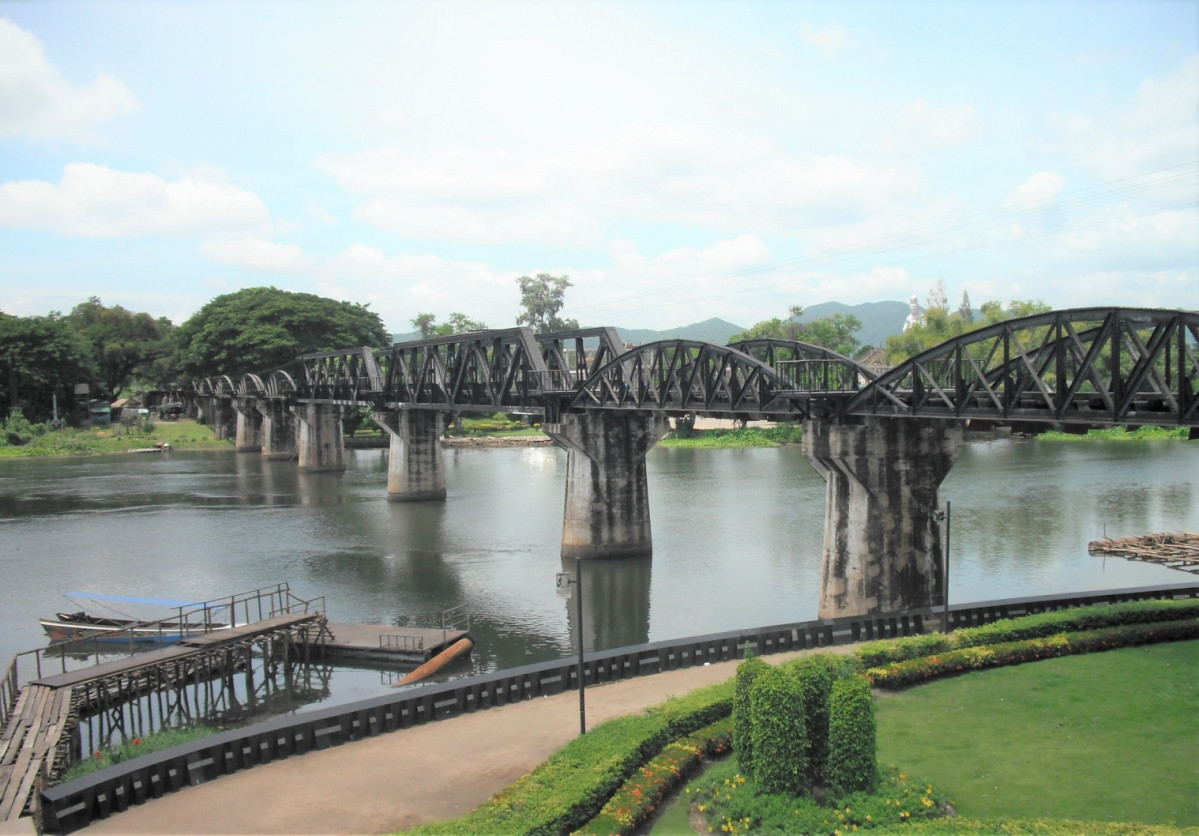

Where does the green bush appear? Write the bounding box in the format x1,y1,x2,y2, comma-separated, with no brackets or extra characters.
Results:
790,652,856,785
825,674,877,799
865,620,1199,689
733,654,769,777
749,666,808,796
405,680,734,836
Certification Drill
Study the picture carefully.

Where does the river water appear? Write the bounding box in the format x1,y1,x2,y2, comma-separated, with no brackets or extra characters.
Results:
1,436,1195,712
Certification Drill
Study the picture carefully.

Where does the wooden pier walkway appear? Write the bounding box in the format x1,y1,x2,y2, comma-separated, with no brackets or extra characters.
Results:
0,611,326,827
313,623,469,666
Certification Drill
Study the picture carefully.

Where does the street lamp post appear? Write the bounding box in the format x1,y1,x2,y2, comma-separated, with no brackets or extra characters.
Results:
932,502,952,634
555,558,587,734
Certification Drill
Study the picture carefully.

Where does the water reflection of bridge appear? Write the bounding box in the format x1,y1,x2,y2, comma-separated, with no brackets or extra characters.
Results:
0,586,328,824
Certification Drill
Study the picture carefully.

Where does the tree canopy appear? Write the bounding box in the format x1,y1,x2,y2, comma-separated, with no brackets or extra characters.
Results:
0,312,94,422
176,287,390,377
515,273,579,333
411,312,488,339
730,306,863,358
68,297,176,398
883,298,1051,363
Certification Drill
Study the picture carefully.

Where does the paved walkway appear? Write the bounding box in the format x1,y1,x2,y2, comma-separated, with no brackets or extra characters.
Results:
83,648,835,835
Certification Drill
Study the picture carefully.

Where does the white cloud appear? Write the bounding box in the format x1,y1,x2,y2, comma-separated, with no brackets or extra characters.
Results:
885,100,979,154
1053,53,1199,181
0,163,270,237
201,237,313,273
319,125,922,247
0,17,140,142
1004,172,1065,207
798,21,852,59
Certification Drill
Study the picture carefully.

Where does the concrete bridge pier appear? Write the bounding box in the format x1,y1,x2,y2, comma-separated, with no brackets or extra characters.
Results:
257,400,297,460
373,409,447,501
202,397,237,441
802,416,963,619
232,397,263,452
292,402,346,472
543,411,671,559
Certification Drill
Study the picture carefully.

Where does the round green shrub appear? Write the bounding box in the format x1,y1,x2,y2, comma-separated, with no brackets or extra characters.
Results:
749,665,808,796
826,674,877,800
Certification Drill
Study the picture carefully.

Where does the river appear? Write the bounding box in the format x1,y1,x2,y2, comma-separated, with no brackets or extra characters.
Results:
0,436,1195,713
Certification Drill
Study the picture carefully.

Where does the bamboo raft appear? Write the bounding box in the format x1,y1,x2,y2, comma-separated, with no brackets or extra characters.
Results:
1088,532,1199,574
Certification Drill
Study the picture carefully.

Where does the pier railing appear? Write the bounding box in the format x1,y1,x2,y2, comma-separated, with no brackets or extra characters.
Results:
38,581,1199,834
2,583,326,692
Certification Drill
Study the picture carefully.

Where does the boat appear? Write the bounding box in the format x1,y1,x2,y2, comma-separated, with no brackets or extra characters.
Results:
40,592,230,644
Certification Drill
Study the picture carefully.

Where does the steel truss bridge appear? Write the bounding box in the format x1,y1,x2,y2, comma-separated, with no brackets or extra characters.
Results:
186,307,1199,433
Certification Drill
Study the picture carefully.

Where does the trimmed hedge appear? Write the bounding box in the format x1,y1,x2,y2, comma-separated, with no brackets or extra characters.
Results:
732,654,768,778
856,599,1199,668
864,619,1199,689
825,674,877,799
791,652,857,786
570,717,732,836
404,679,734,836
749,665,808,796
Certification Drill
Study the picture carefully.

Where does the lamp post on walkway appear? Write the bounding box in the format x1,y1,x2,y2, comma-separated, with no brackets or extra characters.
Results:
932,502,951,634
556,558,586,734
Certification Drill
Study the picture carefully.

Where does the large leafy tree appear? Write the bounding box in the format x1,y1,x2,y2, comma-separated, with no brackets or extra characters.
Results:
67,297,176,397
0,312,94,422
176,287,390,377
515,273,579,332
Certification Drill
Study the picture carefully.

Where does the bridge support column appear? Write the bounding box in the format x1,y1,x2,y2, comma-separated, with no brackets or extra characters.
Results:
205,397,236,441
292,403,346,472
232,397,263,452
257,400,296,460
803,417,963,618
543,411,670,559
373,409,447,501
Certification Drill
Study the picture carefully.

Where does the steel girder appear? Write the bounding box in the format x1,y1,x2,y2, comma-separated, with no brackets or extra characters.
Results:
568,340,831,418
729,338,877,390
296,347,385,404
843,308,1199,428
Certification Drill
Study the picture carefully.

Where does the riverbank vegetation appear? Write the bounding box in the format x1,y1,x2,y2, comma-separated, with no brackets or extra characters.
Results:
398,600,1198,836
0,414,231,458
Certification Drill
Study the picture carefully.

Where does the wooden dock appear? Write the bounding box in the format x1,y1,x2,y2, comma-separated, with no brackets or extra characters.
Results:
0,611,326,827
313,623,470,666
1088,531,1199,574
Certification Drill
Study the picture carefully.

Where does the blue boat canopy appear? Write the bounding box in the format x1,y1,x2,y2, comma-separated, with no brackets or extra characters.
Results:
64,592,221,609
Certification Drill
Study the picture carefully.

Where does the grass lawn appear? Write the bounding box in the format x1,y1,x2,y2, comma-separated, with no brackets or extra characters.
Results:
875,640,1199,827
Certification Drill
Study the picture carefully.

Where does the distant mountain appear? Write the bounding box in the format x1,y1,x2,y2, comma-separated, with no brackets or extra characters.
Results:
615,317,745,346
389,305,908,351
794,301,909,350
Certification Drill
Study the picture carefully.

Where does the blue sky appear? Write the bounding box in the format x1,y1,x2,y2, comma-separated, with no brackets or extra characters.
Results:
1,1,1196,333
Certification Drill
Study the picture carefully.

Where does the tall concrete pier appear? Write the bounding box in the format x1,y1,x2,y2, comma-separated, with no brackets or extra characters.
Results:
292,402,346,472
543,411,670,559
374,409,447,501
257,400,297,460
232,397,263,452
802,417,963,618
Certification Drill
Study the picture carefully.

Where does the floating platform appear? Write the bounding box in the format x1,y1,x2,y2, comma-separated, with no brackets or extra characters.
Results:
309,623,471,666
1088,531,1199,575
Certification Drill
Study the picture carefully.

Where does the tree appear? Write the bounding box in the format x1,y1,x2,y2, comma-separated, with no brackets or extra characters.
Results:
925,279,948,312
412,312,488,338
176,287,390,377
0,312,94,423
883,297,1052,364
957,291,974,323
67,297,176,397
730,307,862,357
515,274,579,333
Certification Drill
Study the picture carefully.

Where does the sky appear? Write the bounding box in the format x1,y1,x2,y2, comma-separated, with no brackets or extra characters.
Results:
1,1,1196,335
